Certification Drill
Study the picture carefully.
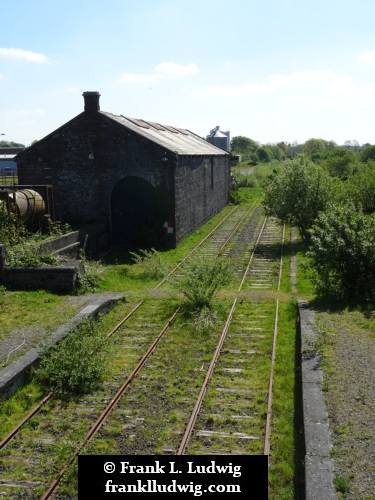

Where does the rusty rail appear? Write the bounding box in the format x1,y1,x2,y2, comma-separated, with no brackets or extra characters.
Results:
41,307,181,499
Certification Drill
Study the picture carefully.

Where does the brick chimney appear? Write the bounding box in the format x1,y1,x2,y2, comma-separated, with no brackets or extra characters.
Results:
83,91,100,113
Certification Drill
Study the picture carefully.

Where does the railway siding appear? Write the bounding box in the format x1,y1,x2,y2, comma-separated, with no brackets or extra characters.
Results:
0,201,302,499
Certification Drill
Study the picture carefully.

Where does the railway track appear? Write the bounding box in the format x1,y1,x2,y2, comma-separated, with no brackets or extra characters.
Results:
0,202,285,498
176,218,285,456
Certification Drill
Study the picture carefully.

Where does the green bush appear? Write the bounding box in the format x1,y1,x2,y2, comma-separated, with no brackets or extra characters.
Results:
6,240,59,267
34,318,110,397
0,204,28,246
308,202,375,299
75,260,105,294
172,254,229,313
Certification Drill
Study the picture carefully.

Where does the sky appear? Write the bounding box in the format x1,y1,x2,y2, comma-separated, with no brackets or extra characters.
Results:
1,0,375,147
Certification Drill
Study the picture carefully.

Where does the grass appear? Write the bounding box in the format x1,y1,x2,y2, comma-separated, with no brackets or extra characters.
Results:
0,289,88,367
268,299,305,499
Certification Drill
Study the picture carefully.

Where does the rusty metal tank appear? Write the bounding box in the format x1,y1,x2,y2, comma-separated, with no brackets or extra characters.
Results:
9,189,46,223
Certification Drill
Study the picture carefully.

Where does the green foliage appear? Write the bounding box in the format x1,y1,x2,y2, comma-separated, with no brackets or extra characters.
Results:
130,247,167,280
302,138,327,163
359,144,375,163
0,203,28,246
322,147,357,179
232,172,257,188
231,136,259,163
231,136,287,164
44,214,72,237
171,254,229,313
228,189,244,205
263,156,332,241
34,318,110,397
74,260,105,294
346,161,375,213
257,145,273,162
0,208,74,268
6,239,59,267
191,306,218,335
334,475,350,496
308,202,375,299
0,141,25,147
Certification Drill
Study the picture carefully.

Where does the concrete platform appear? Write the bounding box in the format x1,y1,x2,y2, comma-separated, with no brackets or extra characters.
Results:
299,300,337,499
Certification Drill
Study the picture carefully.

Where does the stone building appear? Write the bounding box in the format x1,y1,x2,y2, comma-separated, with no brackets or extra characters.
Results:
16,92,230,248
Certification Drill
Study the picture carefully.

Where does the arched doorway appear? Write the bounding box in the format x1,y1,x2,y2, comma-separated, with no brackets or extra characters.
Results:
110,176,162,246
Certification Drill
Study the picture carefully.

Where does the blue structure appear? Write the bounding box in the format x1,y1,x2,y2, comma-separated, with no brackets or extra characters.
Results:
0,148,23,175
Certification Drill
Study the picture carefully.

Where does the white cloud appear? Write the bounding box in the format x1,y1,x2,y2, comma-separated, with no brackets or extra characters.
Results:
120,62,199,84
360,50,375,62
196,70,360,101
0,48,48,63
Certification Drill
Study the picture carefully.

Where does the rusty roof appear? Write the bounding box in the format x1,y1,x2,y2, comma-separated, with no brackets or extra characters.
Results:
102,112,228,156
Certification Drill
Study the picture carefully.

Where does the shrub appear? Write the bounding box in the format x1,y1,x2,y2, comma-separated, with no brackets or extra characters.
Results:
34,318,110,397
75,260,105,294
6,241,59,267
172,254,229,313
346,161,375,214
44,214,72,237
308,202,375,299
0,203,28,246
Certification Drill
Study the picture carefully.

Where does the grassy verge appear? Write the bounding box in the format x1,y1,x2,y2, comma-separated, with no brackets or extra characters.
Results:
268,298,305,499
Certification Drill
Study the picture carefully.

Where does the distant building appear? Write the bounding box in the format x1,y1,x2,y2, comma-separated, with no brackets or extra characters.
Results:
16,92,230,248
206,126,231,152
0,147,23,175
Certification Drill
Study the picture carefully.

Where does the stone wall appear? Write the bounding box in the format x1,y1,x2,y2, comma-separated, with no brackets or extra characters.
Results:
0,234,85,293
1,261,84,293
174,154,229,243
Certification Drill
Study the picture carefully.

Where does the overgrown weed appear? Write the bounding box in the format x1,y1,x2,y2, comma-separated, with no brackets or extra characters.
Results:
130,248,168,280
34,317,111,398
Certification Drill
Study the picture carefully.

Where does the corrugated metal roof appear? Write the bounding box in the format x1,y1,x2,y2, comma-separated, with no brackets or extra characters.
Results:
0,154,16,160
102,112,228,156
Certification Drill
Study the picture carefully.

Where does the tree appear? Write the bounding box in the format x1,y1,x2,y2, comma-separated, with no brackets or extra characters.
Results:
360,144,375,163
231,136,259,163
308,202,375,299
267,144,285,161
322,147,357,179
276,142,292,159
302,138,326,163
257,145,273,162
346,161,375,213
263,156,332,241
0,140,25,147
